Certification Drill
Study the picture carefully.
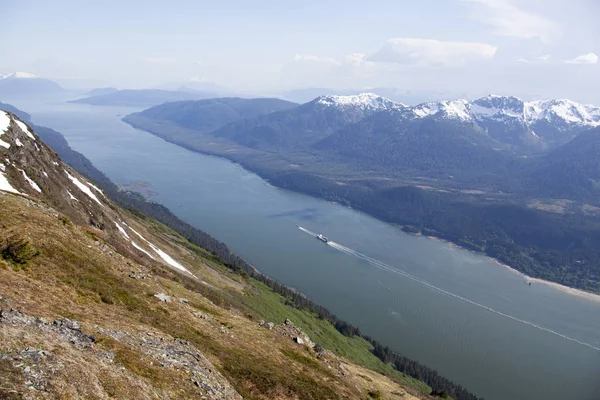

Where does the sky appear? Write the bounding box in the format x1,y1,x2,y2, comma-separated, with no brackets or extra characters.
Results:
1,0,599,102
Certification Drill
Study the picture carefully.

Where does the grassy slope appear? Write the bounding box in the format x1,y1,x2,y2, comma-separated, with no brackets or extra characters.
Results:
0,192,428,399
243,282,431,393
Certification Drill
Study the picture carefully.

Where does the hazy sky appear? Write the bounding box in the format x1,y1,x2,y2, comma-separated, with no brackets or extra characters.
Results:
1,0,599,102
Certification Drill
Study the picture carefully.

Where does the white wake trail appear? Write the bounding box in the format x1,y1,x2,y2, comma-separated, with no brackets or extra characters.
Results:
297,227,599,352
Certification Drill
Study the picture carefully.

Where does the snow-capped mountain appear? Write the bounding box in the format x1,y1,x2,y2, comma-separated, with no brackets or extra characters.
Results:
0,71,39,80
410,99,471,121
390,94,600,150
316,93,405,112
0,71,64,97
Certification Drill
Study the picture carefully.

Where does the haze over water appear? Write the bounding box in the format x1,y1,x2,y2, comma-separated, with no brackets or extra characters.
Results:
11,97,600,400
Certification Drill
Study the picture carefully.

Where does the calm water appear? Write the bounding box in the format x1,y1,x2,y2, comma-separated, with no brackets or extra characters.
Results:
9,97,600,400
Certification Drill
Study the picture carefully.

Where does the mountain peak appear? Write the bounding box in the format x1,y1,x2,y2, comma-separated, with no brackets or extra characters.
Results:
0,71,39,80
524,99,600,127
315,92,403,111
412,99,471,121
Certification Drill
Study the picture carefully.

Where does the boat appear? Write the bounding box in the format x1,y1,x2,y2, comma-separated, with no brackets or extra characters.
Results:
317,234,328,243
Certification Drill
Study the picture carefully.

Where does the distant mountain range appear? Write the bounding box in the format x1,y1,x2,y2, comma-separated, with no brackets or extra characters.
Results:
125,92,600,203
0,72,65,97
209,93,600,156
70,89,220,107
124,93,600,294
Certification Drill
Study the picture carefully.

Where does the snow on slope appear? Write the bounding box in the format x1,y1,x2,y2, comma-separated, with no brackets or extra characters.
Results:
0,72,39,79
406,95,600,129
14,120,36,140
21,170,41,192
524,99,600,127
412,99,471,121
0,111,10,148
0,111,10,132
127,225,193,275
64,170,103,206
316,93,404,111
0,163,20,194
67,190,78,201
114,221,158,260
131,241,157,260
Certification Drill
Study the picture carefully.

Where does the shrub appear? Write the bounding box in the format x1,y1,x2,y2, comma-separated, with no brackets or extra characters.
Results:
1,234,40,265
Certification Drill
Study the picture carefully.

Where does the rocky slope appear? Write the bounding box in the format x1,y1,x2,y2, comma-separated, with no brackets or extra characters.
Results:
0,110,433,399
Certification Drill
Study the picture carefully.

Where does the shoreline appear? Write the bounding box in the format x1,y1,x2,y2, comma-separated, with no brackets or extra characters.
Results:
125,119,600,303
494,259,600,303
424,235,600,303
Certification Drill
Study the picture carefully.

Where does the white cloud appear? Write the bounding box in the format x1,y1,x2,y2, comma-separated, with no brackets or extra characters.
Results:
565,52,598,64
143,57,177,64
344,53,368,66
517,54,550,63
369,38,497,66
464,0,559,41
293,54,340,66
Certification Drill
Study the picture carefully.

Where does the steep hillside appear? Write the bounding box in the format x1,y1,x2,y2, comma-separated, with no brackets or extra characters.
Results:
0,111,468,399
522,128,600,201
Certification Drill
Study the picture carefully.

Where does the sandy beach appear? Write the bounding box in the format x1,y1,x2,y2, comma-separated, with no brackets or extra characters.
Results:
423,235,600,303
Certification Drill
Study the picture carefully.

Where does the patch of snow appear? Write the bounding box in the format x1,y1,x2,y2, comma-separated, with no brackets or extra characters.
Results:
470,103,522,119
67,190,78,201
15,138,23,147
64,170,103,206
14,120,35,140
114,222,131,240
412,100,471,121
87,182,106,197
131,241,156,260
35,143,40,151
21,170,41,192
524,99,600,127
147,243,190,274
0,72,39,79
52,161,59,166
127,225,192,275
0,111,10,133
42,171,48,178
0,172,20,194
442,100,471,121
0,112,11,148
412,103,439,118
317,93,403,111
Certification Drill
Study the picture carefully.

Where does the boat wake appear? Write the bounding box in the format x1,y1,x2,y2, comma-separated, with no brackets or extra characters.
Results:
296,226,600,352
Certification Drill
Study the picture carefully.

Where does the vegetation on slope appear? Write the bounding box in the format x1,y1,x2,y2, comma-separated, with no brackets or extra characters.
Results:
29,120,480,399
0,193,428,399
